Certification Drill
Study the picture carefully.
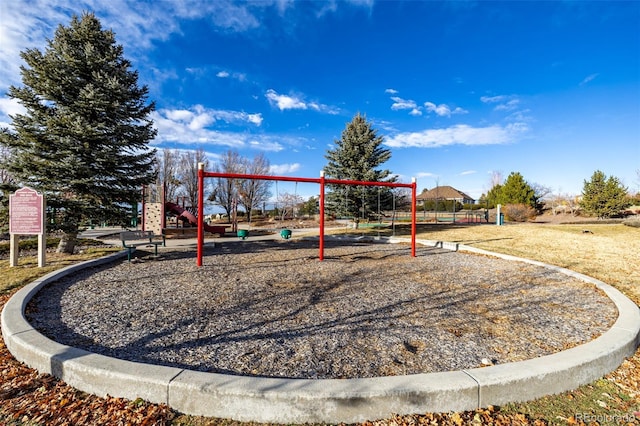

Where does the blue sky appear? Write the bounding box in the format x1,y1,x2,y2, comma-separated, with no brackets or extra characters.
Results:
1,0,639,201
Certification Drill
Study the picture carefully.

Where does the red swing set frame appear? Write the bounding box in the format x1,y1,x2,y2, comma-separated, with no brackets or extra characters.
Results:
196,163,417,266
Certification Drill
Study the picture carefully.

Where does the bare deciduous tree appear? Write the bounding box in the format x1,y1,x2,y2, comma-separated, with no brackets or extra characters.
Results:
237,153,272,222
178,148,209,211
277,191,304,221
154,149,181,203
531,183,552,203
548,192,580,216
209,150,244,221
489,170,503,188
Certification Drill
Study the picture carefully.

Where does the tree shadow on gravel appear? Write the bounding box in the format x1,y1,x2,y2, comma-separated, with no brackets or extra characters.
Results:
23,241,611,379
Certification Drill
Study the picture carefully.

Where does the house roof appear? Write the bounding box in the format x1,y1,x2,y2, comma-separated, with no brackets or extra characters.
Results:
417,186,475,201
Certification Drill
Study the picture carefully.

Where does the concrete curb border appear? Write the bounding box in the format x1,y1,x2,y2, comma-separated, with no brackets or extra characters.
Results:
2,243,639,423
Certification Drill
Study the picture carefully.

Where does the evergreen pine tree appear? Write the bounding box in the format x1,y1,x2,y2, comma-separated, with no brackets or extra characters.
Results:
500,172,537,208
0,13,157,253
580,170,629,218
324,114,395,226
484,183,503,208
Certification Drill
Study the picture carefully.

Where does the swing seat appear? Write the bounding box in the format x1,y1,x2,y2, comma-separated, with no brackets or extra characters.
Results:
280,229,292,239
237,229,249,240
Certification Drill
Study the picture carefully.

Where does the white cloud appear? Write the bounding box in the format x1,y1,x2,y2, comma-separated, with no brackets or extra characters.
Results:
205,2,261,32
505,109,533,123
385,123,529,148
0,97,25,118
152,114,242,147
579,73,599,86
460,170,477,176
151,104,266,148
481,94,521,112
213,69,247,81
151,117,284,152
157,105,262,129
385,88,399,94
0,0,372,90
247,113,263,125
390,96,467,118
315,1,338,17
0,1,69,90
270,163,301,175
187,67,248,83
480,95,507,104
0,1,279,91
373,119,397,132
416,172,438,178
266,90,307,110
265,89,337,114
248,140,284,151
424,101,468,117
494,99,520,111
165,109,195,122
0,96,26,129
390,96,419,111
189,110,215,130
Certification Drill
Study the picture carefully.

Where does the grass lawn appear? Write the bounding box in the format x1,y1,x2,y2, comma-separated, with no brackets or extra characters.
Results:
1,223,639,425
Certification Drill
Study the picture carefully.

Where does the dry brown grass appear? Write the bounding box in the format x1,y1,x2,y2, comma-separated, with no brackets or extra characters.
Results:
0,248,120,295
414,223,640,305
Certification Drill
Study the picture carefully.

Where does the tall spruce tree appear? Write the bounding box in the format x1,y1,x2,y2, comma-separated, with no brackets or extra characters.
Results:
580,170,629,218
0,13,157,253
324,113,395,227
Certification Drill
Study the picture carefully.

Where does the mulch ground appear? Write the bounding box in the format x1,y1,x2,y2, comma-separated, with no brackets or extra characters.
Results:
25,241,616,379
1,254,639,425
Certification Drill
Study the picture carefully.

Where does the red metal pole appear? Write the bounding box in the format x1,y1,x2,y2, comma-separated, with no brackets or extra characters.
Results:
197,163,204,267
411,177,417,257
141,186,146,231
193,170,418,266
161,181,166,230
319,171,325,261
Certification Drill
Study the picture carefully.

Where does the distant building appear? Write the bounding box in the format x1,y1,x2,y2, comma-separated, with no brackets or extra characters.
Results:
417,186,475,205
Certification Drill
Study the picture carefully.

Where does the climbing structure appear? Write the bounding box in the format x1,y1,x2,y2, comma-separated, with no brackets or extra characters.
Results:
141,184,163,235
144,202,163,236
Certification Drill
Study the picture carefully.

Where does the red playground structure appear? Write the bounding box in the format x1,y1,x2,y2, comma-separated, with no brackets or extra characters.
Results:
195,164,417,266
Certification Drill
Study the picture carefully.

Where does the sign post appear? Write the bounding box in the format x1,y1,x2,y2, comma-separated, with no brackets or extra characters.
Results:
9,187,46,267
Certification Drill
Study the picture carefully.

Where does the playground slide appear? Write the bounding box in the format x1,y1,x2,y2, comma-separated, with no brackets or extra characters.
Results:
164,202,222,234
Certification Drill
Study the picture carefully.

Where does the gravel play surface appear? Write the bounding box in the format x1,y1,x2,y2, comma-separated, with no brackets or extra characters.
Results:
26,238,617,379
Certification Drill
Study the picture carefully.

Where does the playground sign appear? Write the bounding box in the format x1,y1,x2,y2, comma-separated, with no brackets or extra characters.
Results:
9,187,46,267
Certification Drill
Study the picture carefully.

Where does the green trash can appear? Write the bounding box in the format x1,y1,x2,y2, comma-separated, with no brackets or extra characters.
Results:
237,229,249,240
280,229,292,239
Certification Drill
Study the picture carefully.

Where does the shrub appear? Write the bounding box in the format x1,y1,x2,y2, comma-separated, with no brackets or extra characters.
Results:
463,203,483,211
503,204,537,222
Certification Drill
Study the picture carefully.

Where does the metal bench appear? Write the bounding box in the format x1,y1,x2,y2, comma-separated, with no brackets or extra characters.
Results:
120,230,165,262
